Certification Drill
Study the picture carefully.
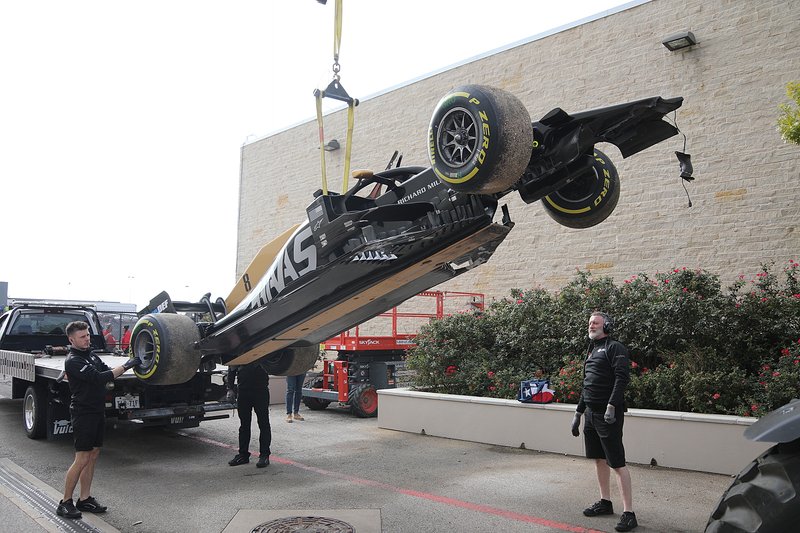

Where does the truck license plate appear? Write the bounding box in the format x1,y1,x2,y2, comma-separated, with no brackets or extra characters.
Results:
115,394,140,409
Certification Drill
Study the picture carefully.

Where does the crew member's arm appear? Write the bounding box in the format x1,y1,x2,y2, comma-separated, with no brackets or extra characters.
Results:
605,342,631,423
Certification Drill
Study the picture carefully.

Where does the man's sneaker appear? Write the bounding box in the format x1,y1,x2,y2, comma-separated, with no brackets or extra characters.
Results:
615,511,638,532
286,414,293,423
228,453,250,466
56,499,82,519
583,499,614,516
293,413,304,421
76,496,107,513
257,455,270,468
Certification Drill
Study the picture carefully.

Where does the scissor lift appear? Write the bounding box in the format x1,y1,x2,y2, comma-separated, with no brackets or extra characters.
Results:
301,290,484,417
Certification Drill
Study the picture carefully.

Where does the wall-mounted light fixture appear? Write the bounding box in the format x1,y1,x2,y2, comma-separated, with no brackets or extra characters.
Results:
662,31,697,51
322,139,340,151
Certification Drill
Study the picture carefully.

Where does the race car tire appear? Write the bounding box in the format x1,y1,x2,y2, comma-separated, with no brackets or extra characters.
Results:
705,440,800,533
130,313,201,385
260,345,319,376
23,384,47,439
541,149,620,229
302,375,331,410
350,384,378,418
428,84,532,194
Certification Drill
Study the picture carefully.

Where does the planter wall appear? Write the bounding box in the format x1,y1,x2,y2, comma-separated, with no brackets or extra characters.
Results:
377,388,772,475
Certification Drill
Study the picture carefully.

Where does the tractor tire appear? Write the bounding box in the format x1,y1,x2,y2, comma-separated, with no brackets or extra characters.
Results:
350,384,378,418
23,384,47,439
302,376,331,411
705,440,800,532
260,345,319,376
428,84,532,194
541,149,620,229
131,313,201,385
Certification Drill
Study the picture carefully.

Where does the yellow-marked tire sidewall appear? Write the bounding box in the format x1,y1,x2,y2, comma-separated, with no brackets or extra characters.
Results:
428,85,531,194
541,149,620,229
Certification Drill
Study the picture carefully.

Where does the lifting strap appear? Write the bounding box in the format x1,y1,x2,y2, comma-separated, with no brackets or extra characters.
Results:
314,0,358,195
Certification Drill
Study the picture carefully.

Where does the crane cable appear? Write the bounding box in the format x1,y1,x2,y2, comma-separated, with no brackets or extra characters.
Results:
314,0,357,195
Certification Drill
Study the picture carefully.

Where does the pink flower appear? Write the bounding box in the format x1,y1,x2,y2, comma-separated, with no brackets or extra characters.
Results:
631,361,639,369
712,393,721,400
445,365,458,376
488,385,496,392
773,371,781,377
751,404,759,412
793,294,800,299
487,371,495,378
682,287,689,292
782,348,791,357
761,297,768,302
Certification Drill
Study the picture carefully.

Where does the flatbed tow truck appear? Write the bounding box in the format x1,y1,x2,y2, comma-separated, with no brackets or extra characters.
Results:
302,290,483,417
0,303,234,439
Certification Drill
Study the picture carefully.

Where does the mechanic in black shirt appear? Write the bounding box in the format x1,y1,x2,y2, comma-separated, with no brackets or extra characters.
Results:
570,312,638,532
57,321,140,519
226,360,271,468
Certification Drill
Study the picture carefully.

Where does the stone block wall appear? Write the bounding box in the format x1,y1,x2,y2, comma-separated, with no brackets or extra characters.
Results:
238,0,800,309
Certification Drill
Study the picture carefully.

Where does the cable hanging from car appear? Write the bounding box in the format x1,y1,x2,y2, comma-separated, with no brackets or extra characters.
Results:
314,0,358,196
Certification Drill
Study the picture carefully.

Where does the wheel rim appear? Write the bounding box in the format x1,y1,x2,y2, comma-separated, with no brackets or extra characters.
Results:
133,330,157,371
357,387,378,414
24,393,35,431
551,167,598,204
437,107,478,168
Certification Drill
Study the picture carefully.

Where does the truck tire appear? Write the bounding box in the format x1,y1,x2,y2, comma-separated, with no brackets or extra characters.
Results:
23,384,47,439
302,376,331,411
705,440,800,532
260,345,319,376
428,85,532,194
131,313,201,386
350,384,378,418
541,149,620,229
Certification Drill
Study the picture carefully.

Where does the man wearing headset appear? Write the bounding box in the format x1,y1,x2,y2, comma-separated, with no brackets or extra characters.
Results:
570,311,637,532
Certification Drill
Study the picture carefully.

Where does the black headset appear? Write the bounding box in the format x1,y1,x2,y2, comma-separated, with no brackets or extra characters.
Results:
595,312,614,335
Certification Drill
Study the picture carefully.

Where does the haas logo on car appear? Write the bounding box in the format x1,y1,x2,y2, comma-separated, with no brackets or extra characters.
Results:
247,225,317,311
52,419,73,435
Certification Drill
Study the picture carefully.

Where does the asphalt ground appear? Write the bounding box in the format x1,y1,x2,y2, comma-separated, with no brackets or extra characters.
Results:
0,376,734,533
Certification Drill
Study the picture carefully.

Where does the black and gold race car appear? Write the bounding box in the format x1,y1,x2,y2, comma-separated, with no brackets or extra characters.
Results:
129,85,685,385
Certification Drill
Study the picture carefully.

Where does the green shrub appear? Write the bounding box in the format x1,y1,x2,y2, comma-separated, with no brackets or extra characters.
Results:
406,262,800,415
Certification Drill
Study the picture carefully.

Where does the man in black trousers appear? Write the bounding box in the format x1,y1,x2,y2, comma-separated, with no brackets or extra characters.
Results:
227,361,271,468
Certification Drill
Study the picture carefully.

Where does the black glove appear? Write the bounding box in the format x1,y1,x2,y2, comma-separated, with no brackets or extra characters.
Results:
122,356,141,370
571,412,582,437
604,404,616,424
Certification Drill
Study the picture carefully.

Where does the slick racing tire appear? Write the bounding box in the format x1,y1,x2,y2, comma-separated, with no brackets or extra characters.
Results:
428,85,532,194
302,375,331,411
541,149,620,229
705,440,800,533
350,384,378,418
23,385,47,439
260,345,319,376
131,313,201,385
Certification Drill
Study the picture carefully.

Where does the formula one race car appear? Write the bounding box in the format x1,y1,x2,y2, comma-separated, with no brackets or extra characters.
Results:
129,85,684,385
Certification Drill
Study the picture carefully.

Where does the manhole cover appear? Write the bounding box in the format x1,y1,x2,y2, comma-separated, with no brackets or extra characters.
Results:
251,516,355,533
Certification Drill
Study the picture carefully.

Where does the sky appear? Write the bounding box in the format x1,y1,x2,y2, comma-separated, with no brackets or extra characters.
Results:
1,0,630,309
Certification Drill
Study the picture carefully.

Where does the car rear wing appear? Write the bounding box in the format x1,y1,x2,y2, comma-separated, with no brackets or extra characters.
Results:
138,291,227,323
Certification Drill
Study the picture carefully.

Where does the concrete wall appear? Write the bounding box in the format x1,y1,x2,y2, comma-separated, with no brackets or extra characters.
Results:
238,0,800,306
377,388,772,475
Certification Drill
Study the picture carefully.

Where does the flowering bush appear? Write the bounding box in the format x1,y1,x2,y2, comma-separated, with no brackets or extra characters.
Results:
406,262,800,415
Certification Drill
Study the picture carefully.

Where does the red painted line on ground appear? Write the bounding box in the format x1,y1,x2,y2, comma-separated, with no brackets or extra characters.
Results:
178,431,605,533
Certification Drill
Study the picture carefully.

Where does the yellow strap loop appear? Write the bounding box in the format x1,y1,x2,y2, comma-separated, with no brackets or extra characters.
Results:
342,101,354,192
315,92,328,195
333,0,343,65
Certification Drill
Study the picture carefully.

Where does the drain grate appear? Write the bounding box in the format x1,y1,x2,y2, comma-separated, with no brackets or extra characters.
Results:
251,515,355,533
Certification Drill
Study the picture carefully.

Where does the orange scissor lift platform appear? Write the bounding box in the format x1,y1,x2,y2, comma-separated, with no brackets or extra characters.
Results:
302,290,484,417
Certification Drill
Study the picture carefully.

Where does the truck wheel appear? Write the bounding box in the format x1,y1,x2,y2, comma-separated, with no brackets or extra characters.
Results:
23,385,47,439
541,149,620,229
260,345,319,376
350,384,378,418
302,376,331,410
131,313,201,385
705,440,800,532
428,84,532,194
